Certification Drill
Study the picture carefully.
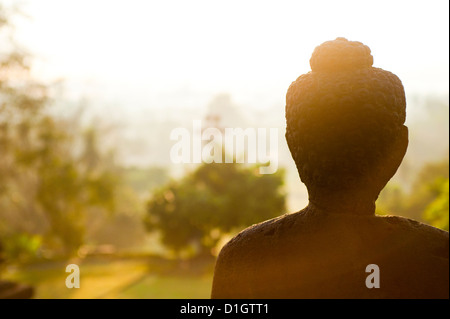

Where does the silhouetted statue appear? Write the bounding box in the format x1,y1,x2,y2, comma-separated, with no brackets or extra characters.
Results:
211,38,449,299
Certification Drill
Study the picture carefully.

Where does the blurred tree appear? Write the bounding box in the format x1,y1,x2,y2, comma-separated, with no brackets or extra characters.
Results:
404,159,449,222
145,163,286,257
376,183,406,216
0,4,119,258
1,233,41,264
423,178,449,231
376,158,449,231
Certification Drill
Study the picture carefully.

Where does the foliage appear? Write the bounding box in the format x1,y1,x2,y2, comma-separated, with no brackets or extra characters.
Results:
376,158,449,231
0,5,120,259
1,233,42,263
376,183,406,215
145,163,286,257
405,159,449,221
423,178,449,231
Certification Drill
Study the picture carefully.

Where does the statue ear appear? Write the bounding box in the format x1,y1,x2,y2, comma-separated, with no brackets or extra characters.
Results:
375,125,409,192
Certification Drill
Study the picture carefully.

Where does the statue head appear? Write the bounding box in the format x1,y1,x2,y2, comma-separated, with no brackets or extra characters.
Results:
285,38,408,208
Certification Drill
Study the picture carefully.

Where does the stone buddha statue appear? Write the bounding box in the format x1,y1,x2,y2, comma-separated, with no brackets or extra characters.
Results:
211,38,449,299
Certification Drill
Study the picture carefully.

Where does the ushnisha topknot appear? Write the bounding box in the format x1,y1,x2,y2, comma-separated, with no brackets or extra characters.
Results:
285,37,407,192
309,37,373,73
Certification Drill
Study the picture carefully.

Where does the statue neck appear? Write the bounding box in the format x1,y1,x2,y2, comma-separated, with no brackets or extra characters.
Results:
307,189,377,216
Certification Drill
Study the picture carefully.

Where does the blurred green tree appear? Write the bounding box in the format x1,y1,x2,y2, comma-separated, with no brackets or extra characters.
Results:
145,163,286,257
376,158,449,231
0,4,119,259
404,159,449,222
423,178,449,231
376,183,407,216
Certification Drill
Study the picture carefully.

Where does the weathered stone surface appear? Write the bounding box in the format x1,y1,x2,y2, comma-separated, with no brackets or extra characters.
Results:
212,208,449,298
211,38,449,299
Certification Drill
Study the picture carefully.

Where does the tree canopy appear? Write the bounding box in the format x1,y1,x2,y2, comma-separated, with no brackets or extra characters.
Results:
145,163,286,257
377,158,449,231
0,5,120,259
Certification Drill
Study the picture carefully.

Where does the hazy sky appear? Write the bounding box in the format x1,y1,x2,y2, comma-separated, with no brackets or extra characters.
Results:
5,0,448,211
11,0,450,112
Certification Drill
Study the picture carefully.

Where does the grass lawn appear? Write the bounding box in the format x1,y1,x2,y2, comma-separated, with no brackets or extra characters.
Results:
2,256,214,299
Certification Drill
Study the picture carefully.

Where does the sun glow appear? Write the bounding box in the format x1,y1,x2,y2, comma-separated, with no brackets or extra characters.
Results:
12,0,449,108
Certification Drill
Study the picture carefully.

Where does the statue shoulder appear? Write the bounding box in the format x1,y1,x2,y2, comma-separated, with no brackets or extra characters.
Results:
211,212,296,298
376,214,449,257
